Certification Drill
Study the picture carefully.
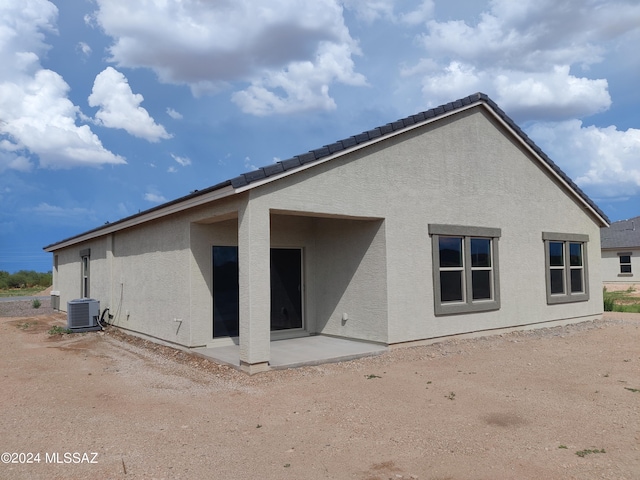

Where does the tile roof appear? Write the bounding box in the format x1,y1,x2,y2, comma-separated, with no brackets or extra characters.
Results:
44,92,609,251
601,215,640,249
229,92,609,224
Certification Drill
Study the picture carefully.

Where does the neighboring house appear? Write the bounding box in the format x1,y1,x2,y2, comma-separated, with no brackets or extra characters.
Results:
601,216,640,282
44,93,610,373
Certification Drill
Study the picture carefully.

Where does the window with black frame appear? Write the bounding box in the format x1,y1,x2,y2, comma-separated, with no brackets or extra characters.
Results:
619,254,632,275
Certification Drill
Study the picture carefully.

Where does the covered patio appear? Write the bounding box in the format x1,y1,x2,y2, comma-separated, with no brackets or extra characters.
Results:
193,335,387,371
190,207,388,373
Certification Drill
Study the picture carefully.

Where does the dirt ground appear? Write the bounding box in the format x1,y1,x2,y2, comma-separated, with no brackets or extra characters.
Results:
0,308,638,480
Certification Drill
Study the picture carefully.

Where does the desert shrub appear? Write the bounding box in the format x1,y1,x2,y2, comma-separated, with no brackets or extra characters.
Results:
0,270,9,289
0,270,52,289
603,295,615,312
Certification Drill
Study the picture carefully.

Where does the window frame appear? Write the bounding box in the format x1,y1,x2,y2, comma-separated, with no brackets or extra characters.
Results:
618,252,632,276
542,232,589,304
429,224,501,316
79,248,91,298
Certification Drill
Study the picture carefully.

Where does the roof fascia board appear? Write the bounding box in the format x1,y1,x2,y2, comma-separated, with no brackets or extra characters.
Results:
44,184,235,251
233,103,481,194
480,105,610,228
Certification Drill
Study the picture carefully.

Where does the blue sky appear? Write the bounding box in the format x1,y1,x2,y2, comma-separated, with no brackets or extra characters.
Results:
1,0,640,273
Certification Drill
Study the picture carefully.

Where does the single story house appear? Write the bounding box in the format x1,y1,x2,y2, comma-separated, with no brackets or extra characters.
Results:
44,93,610,373
601,215,640,282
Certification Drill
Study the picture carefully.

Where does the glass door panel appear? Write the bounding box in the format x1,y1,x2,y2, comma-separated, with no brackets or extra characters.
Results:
213,246,239,338
270,248,302,331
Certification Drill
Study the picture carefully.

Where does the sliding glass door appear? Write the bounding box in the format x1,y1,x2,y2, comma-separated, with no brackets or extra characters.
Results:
270,248,303,331
212,247,303,338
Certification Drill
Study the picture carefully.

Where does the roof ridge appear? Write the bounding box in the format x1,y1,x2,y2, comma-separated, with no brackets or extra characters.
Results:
44,92,610,251
608,215,640,225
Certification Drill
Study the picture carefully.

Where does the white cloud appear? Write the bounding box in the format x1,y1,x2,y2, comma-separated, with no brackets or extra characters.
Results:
28,202,93,217
232,41,366,115
166,107,183,120
76,41,91,56
527,120,640,198
144,192,166,203
341,0,396,23
92,0,367,115
495,66,610,120
420,0,636,70
167,166,177,173
399,0,435,26
0,152,33,173
0,0,125,169
340,0,434,25
89,67,172,142
409,0,640,122
171,153,191,167
419,61,481,101
243,156,257,171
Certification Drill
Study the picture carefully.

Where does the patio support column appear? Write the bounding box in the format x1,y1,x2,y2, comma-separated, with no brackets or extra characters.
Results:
237,201,271,373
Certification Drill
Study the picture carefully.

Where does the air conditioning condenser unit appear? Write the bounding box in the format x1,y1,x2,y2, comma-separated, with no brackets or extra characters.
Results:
67,299,102,332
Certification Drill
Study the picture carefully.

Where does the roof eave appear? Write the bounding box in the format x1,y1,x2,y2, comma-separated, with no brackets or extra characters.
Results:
43,92,611,251
479,105,610,228
43,183,235,252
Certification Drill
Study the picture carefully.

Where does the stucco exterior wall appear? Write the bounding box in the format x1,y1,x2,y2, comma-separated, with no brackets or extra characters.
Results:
107,215,191,344
247,108,604,343
269,214,316,337
52,195,243,347
601,248,639,282
313,217,387,342
50,105,605,354
54,237,109,311
188,212,388,345
189,217,238,346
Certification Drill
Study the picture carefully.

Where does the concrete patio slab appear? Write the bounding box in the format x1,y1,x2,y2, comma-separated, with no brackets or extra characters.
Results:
194,335,387,370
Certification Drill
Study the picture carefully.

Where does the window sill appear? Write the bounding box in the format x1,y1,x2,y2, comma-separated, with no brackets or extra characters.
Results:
547,293,589,305
618,273,634,277
435,300,500,316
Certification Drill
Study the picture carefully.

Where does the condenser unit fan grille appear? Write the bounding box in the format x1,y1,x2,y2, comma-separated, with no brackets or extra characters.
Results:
67,299,100,329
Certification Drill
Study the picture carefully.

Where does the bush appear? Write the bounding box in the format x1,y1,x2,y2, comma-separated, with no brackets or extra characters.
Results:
48,325,72,335
0,270,9,290
603,295,615,312
32,299,41,309
0,270,52,289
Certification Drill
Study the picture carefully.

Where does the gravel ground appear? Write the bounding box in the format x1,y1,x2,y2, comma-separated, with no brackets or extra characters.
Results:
0,299,54,318
0,300,638,480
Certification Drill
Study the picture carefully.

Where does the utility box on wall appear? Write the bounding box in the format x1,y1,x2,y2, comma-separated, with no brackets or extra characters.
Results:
50,291,60,310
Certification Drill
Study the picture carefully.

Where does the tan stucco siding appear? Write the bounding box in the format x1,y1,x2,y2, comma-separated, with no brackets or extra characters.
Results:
315,218,388,342
188,211,389,345
53,195,244,347
51,105,604,351
53,237,109,311
53,247,80,309
601,248,639,282
189,218,238,346
246,108,604,343
108,216,192,344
